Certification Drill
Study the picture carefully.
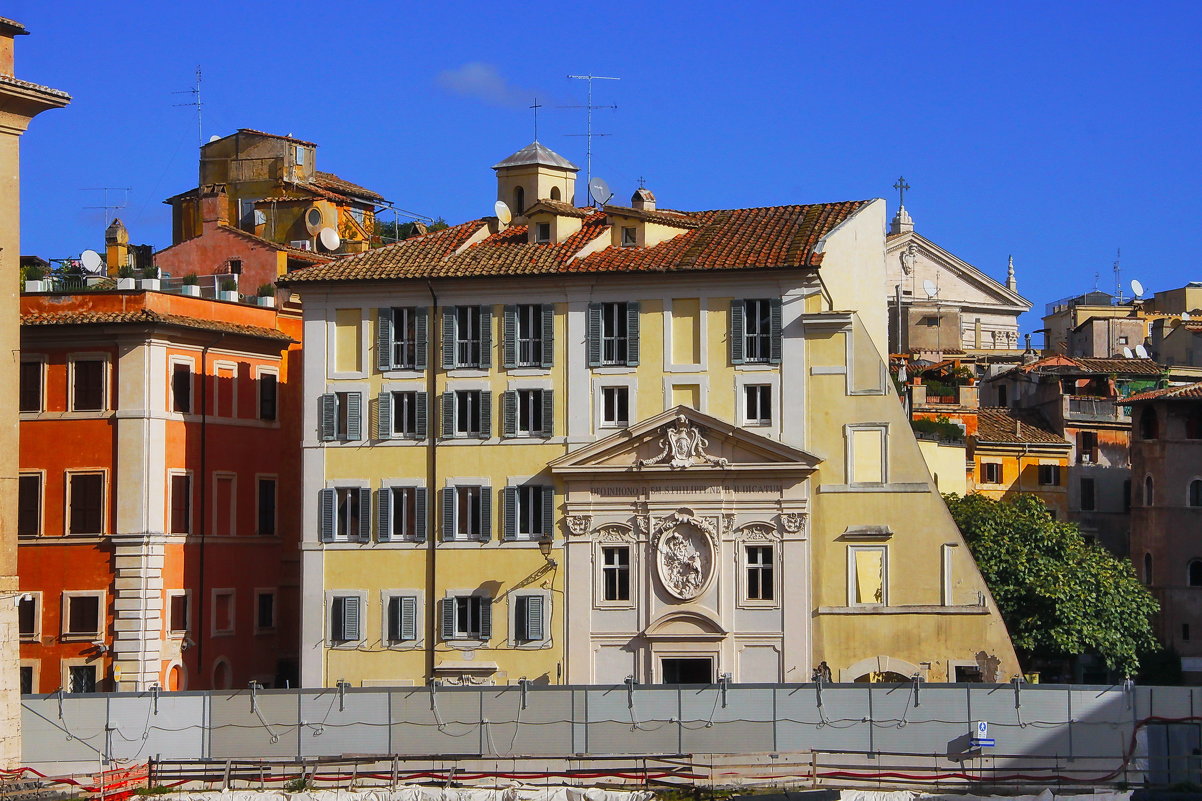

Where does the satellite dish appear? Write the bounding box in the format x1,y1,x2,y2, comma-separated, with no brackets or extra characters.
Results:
1183,312,1192,321
208,135,221,143
1135,344,1149,358
922,279,938,299
588,177,612,206
319,227,341,251
1130,279,1145,298
494,200,512,225
1122,346,1133,358
304,206,325,235
80,249,103,274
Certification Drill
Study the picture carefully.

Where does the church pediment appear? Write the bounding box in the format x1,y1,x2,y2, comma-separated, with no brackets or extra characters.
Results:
548,406,821,475
887,232,1031,312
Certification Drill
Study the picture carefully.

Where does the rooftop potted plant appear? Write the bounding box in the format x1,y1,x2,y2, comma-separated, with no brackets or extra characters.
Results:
140,266,160,291
257,283,276,307
219,278,239,302
180,274,201,296
22,263,46,293
116,264,136,290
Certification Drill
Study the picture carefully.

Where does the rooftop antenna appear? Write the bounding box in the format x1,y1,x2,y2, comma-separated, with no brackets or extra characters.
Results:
173,65,204,146
563,74,619,194
1113,248,1123,304
81,187,131,228
529,97,542,141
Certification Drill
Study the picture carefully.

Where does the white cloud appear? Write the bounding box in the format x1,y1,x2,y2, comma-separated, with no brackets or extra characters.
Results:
436,62,540,108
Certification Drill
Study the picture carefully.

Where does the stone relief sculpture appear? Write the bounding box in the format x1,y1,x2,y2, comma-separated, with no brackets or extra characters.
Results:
639,415,729,469
900,243,917,275
651,509,716,601
564,515,592,536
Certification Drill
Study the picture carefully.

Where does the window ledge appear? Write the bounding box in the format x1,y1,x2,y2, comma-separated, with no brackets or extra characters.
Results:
818,604,990,615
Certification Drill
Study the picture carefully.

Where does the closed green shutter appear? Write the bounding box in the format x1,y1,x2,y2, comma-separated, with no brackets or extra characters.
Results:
414,392,428,439
376,488,392,542
441,308,456,369
342,596,361,642
399,596,417,641
414,487,427,542
541,486,554,538
540,304,554,368
377,392,393,439
376,308,394,372
769,298,783,364
501,391,516,437
318,488,335,542
479,598,492,640
525,595,545,642
503,305,518,369
414,307,428,370
478,391,491,439
441,392,455,438
319,394,336,441
540,389,554,437
626,302,640,366
357,488,371,541
478,306,493,368
587,303,602,367
479,488,492,542
441,598,455,640
441,487,455,541
346,392,362,441
502,486,517,541
730,300,746,364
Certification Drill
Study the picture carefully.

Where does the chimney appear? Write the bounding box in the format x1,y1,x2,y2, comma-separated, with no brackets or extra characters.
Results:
200,186,229,230
632,187,656,211
104,217,129,275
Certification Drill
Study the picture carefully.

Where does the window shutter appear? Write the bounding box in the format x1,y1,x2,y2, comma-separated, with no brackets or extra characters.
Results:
478,306,493,368
479,598,492,640
541,389,554,437
319,488,335,542
587,303,602,367
441,308,456,369
358,488,372,541
769,298,783,364
441,392,455,438
730,300,746,364
342,596,361,641
376,308,394,372
414,487,427,542
376,488,392,542
346,392,362,441
400,596,417,641
540,304,554,368
626,302,641,366
526,595,545,642
479,488,493,542
478,391,492,439
319,394,336,441
541,486,554,538
414,307,429,371
502,391,516,437
377,392,393,439
414,392,428,439
441,598,455,640
503,305,518,369
502,486,517,541
441,487,455,542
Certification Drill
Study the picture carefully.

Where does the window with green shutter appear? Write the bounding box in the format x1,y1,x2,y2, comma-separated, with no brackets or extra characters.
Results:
514,594,546,643
735,298,783,365
504,304,549,368
444,306,492,368
330,595,361,643
386,595,418,642
505,485,553,540
443,595,490,640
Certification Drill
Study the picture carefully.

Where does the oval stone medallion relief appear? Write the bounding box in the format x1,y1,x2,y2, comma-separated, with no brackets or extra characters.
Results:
652,509,717,601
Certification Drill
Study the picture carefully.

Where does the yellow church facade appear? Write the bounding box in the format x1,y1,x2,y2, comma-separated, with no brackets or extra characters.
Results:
285,143,1020,688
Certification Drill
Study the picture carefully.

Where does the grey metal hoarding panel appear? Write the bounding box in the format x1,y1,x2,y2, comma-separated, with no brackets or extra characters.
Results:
478,686,574,757
679,687,774,754
870,686,969,757
22,697,108,765
1148,685,1194,719
969,685,1069,756
106,694,207,762
390,688,483,756
208,690,299,759
584,687,680,755
299,689,391,757
775,686,870,753
1070,688,1135,758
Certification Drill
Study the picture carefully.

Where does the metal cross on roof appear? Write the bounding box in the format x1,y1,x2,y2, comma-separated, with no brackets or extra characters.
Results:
637,175,647,188
530,98,542,141
893,176,911,208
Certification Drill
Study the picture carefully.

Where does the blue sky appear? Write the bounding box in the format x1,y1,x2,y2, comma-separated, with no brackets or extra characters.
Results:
9,1,1201,325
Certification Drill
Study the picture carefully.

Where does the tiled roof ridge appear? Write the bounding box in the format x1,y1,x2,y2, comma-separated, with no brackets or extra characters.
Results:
974,407,1068,445
312,170,385,202
0,73,71,99
1122,382,1202,404
602,204,702,228
21,308,294,342
216,224,333,262
234,128,317,147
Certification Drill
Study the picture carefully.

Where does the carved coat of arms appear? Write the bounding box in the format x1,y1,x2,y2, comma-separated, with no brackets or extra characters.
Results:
639,415,729,469
651,510,716,601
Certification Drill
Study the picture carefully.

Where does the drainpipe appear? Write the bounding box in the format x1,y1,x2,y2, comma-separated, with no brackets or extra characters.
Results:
425,282,439,682
194,332,227,674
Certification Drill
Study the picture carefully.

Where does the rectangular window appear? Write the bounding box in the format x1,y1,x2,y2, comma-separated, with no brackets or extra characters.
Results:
446,595,489,640
258,372,277,420
392,391,420,436
168,593,189,634
64,593,102,638
535,222,551,243
336,487,361,539
982,462,1002,485
600,302,629,365
212,590,235,635
516,304,544,366
68,665,97,694
601,386,629,427
744,300,773,363
1080,477,1096,511
256,591,276,631
215,367,235,417
455,486,482,540
1077,431,1098,463
391,307,420,369
1038,464,1061,486
170,474,191,535
72,359,104,411
18,474,41,537
512,485,549,539
746,545,774,601
257,478,276,536
455,306,482,367
172,363,192,413
18,595,37,639
20,666,33,695
334,391,361,440
389,487,419,540
454,390,484,437
214,474,235,536
744,385,772,425
517,389,543,435
621,226,637,247
330,595,362,643
19,361,42,412
386,595,418,642
602,546,630,602
68,473,104,535
849,546,887,606
513,595,546,643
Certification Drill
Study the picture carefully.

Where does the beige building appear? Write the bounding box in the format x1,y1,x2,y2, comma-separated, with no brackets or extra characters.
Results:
0,16,69,766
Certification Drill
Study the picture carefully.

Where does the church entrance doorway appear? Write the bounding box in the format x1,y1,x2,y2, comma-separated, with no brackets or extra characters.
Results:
661,657,713,684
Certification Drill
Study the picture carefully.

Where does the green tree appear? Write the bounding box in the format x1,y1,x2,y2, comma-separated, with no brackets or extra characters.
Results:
945,492,1159,676
373,217,449,246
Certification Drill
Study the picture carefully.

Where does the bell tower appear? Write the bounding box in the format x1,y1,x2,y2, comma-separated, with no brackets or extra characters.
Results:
492,142,579,217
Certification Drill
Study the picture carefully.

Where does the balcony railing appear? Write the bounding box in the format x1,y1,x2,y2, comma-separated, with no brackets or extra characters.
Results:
1065,396,1130,422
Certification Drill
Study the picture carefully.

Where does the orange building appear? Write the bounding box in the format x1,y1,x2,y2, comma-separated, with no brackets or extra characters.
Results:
18,288,301,692
970,408,1071,519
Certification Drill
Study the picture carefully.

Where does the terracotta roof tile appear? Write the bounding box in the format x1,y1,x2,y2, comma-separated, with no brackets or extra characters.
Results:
282,200,870,284
216,225,332,263
1122,382,1202,403
233,128,317,147
524,199,591,218
602,204,703,228
21,309,294,342
312,171,384,203
974,408,1068,445
0,73,71,99
1072,357,1163,375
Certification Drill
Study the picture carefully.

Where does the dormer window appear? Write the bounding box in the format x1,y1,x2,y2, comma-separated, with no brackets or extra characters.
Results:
535,222,551,244
621,226,637,247
294,145,307,165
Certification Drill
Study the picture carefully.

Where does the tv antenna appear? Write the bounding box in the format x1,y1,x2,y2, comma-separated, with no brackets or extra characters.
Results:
1113,247,1123,304
563,74,619,193
81,187,131,227
173,65,204,145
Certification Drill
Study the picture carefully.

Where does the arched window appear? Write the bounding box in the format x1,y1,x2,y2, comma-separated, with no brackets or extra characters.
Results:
1140,407,1159,440
1189,560,1202,587
1145,475,1155,506
1144,552,1153,585
550,186,561,201
212,658,232,690
513,186,525,215
1190,480,1202,507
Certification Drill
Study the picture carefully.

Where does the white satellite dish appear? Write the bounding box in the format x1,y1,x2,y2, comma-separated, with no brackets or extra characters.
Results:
1135,344,1149,358
80,249,103,274
494,200,512,225
588,177,612,206
208,134,221,143
1130,279,1145,298
1122,346,1133,358
319,227,341,251
1183,312,1191,321
922,279,938,299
